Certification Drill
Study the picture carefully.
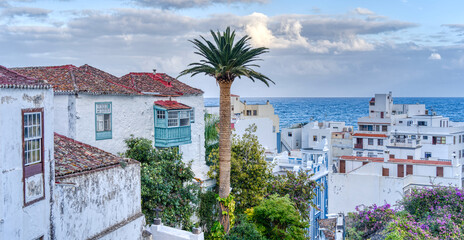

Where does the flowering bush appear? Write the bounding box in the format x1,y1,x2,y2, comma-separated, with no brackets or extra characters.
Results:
346,203,395,239
400,187,464,238
384,212,434,240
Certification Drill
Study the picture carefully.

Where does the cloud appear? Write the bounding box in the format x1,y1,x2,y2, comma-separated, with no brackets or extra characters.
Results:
354,7,375,15
443,24,464,33
134,0,267,9
428,52,441,60
1,6,51,19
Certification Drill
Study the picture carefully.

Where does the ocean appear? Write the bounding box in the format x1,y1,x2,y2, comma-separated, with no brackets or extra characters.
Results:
205,97,464,129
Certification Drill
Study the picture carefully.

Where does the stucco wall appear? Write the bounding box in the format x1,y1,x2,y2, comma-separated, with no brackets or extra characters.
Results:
56,93,208,180
53,162,143,240
234,118,277,152
0,88,54,240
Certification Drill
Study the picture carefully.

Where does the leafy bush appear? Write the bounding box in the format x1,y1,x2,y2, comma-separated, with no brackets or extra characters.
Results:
400,187,464,238
198,190,219,238
346,203,395,239
124,137,200,230
348,186,464,239
384,212,432,240
246,195,308,240
208,125,274,213
227,215,266,240
268,170,319,220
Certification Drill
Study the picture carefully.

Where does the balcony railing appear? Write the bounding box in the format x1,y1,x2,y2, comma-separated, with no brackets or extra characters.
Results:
354,144,363,149
388,139,421,148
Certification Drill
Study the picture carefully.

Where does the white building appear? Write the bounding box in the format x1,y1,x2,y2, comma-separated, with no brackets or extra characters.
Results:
271,141,330,240
0,66,54,240
14,65,208,180
330,155,461,214
331,92,464,214
281,121,353,164
206,94,280,154
54,133,144,240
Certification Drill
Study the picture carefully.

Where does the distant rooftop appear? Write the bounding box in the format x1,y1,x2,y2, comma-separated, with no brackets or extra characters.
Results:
340,156,451,166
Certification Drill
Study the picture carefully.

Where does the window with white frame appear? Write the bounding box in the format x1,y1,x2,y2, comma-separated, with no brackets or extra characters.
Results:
168,111,179,127
24,112,42,165
179,111,190,126
368,138,374,145
23,108,45,205
190,108,195,123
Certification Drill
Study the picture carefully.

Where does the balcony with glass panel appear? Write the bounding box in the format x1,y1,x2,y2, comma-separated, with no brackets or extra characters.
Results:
154,101,192,148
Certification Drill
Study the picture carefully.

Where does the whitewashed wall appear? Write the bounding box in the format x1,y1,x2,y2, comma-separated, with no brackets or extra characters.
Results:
55,93,208,179
329,161,461,214
0,88,54,240
53,162,144,240
234,118,277,153
175,95,208,180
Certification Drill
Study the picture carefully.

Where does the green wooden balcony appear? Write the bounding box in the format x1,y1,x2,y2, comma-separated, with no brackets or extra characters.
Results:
154,125,192,147
154,102,192,148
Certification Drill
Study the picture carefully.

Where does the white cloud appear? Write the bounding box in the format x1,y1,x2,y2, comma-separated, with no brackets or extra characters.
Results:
355,7,375,15
428,53,441,60
134,0,267,9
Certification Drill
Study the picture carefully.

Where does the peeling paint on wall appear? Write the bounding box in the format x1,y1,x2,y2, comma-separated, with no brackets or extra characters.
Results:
1,96,17,104
22,93,44,107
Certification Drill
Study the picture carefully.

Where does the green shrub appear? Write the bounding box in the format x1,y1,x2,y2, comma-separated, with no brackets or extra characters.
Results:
246,195,308,240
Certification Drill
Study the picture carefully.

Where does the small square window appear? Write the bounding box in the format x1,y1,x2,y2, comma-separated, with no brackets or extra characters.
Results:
368,138,374,145
95,102,112,140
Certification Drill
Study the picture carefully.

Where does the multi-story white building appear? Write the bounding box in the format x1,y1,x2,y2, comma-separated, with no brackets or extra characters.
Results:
330,92,464,214
206,94,280,154
14,65,208,180
281,121,353,163
0,66,54,240
271,141,330,240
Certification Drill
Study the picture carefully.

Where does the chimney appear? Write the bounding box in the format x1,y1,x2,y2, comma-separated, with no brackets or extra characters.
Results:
384,150,389,162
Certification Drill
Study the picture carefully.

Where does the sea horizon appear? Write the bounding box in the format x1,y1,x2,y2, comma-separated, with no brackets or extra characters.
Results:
205,97,464,129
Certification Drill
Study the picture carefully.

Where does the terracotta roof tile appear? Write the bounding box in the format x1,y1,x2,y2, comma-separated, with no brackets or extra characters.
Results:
116,72,203,96
340,155,452,166
353,133,388,138
154,100,191,110
0,65,50,88
13,64,140,95
54,133,126,177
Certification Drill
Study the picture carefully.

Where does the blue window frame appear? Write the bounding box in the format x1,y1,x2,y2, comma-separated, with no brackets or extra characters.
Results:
154,106,192,147
95,102,112,140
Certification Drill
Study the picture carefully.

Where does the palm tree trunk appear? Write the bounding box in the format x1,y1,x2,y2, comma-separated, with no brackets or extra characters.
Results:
218,80,232,232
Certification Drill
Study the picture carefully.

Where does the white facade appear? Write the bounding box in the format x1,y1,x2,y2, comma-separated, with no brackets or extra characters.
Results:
54,161,144,240
270,141,330,240
233,118,277,153
54,94,208,180
281,121,353,165
330,157,461,214
0,87,54,240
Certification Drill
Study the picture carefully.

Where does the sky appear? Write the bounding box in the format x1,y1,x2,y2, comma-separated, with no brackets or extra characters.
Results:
1,0,464,97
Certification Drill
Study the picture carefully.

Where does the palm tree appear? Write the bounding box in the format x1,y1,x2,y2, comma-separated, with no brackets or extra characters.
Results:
179,27,273,231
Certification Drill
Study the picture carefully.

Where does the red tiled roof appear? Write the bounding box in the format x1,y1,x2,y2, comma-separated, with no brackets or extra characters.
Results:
231,94,240,97
353,133,388,138
340,156,452,166
154,100,191,110
13,64,140,95
54,133,127,177
116,72,203,96
0,65,50,88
